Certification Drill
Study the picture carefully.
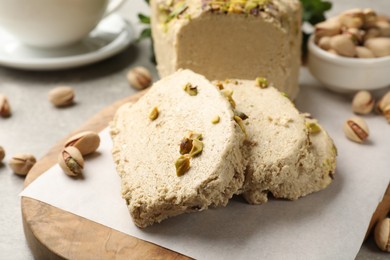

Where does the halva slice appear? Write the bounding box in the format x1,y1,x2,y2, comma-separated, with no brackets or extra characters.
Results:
110,69,246,227
151,0,302,99
220,79,336,204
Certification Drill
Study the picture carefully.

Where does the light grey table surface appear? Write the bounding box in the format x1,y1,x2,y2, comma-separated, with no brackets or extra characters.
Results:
0,1,389,259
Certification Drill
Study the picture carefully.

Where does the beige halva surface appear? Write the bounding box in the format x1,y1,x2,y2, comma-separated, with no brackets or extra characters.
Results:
222,80,336,204
151,0,302,99
110,69,246,227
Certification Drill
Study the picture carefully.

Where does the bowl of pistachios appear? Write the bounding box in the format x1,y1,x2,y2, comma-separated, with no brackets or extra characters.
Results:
308,8,390,92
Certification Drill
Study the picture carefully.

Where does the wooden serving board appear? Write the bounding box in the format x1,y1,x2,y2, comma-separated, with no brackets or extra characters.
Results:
22,91,390,259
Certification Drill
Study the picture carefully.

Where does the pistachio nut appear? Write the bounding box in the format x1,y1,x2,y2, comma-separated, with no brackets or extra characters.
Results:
375,91,390,114
0,146,5,163
364,38,390,57
149,106,159,121
221,89,236,108
65,131,100,156
306,121,321,134
355,46,375,58
255,77,268,88
330,35,357,57
48,86,75,107
339,9,364,29
352,90,374,114
341,8,364,18
377,15,390,23
211,115,220,124
363,8,378,28
58,146,84,177
234,110,248,120
0,94,11,118
179,138,193,155
318,36,332,50
214,81,224,90
9,153,36,176
127,66,152,90
175,155,190,177
189,138,203,157
376,20,390,37
327,49,338,55
343,117,369,143
315,20,341,38
383,105,390,124
183,83,198,96
363,28,381,42
233,115,247,137
374,218,390,252
343,28,363,44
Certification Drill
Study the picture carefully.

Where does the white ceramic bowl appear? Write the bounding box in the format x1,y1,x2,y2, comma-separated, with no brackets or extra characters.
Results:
307,35,390,92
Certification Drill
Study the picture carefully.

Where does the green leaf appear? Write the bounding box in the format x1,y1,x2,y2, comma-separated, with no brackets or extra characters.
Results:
300,0,332,58
137,28,152,42
300,0,332,25
138,13,150,24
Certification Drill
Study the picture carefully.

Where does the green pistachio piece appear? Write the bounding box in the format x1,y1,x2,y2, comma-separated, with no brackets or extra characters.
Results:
149,106,159,121
306,121,322,134
211,115,220,124
233,115,247,137
186,131,203,140
234,110,248,120
189,139,203,157
255,77,269,88
175,155,190,176
183,83,198,96
180,138,193,155
222,89,236,108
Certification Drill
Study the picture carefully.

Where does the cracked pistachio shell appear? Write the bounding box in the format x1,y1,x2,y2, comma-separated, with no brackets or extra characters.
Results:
48,86,75,107
315,20,341,38
65,131,100,156
363,8,378,27
363,28,381,42
376,20,390,37
0,146,5,162
339,9,364,28
374,218,390,252
376,91,390,114
383,105,390,124
0,94,11,117
364,38,390,57
356,46,375,58
330,35,357,57
352,91,374,114
343,117,369,143
58,146,84,177
318,36,332,50
127,66,152,90
9,153,36,176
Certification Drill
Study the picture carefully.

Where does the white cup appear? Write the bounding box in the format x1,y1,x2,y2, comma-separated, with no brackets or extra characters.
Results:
0,0,126,48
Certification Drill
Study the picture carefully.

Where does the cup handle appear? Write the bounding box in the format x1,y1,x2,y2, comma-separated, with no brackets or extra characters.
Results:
104,0,127,18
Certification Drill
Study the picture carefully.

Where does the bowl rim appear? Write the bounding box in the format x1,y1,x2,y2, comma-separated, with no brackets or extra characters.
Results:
308,35,390,67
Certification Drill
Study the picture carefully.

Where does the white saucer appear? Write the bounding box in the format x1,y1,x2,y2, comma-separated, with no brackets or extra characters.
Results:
0,15,135,70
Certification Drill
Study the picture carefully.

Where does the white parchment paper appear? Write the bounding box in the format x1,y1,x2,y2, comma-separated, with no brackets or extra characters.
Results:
21,69,390,259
